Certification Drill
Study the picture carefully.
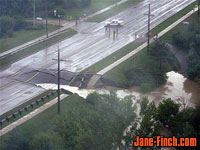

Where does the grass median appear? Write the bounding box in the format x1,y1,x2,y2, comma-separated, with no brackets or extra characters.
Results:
0,29,77,67
0,94,83,149
0,25,58,53
151,1,198,35
161,11,200,43
87,0,142,22
103,47,179,92
84,41,142,74
0,90,60,129
65,0,116,19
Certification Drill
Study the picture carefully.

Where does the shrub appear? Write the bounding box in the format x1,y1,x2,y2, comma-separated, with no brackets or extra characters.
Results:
141,83,153,93
7,30,13,38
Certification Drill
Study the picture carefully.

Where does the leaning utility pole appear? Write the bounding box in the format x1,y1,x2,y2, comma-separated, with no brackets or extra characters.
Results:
57,46,61,114
44,0,48,38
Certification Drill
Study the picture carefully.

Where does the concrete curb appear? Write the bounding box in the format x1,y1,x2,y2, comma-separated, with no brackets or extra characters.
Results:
0,0,129,60
87,9,198,88
0,94,68,136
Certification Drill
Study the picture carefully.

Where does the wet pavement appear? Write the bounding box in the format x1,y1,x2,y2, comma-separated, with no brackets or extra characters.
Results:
0,0,196,115
38,71,200,107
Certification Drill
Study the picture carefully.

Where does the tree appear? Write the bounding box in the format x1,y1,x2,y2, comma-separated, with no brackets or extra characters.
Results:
150,40,169,70
0,16,15,38
125,98,161,149
29,132,62,150
156,99,180,128
6,129,29,150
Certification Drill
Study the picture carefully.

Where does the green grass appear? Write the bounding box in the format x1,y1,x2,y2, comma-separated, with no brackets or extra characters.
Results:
151,1,198,35
64,0,116,19
0,29,77,67
0,90,61,129
83,1,195,74
161,11,200,43
0,25,58,53
84,42,142,74
0,95,85,149
104,48,178,92
87,0,142,22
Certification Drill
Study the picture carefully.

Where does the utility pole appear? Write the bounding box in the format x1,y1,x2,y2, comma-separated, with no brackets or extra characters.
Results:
57,46,60,114
147,4,151,54
33,0,36,25
198,0,200,16
44,0,48,38
144,4,154,54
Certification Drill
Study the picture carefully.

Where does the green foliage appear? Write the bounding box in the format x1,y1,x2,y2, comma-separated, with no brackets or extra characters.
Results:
157,99,180,127
172,21,200,81
125,98,200,148
0,0,92,18
125,98,161,149
0,0,32,17
150,40,170,70
29,132,61,150
0,16,29,38
124,63,167,92
3,93,136,150
3,95,200,149
0,16,15,38
6,129,29,150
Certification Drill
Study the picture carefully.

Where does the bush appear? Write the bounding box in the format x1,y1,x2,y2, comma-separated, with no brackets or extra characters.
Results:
14,16,28,31
25,24,44,30
141,83,153,93
0,16,15,38
7,30,13,38
6,129,29,150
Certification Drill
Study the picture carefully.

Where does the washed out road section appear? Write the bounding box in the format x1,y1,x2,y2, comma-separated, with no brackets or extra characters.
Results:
0,0,196,116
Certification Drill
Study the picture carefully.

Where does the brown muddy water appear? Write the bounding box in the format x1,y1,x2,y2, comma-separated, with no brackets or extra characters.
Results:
37,71,200,106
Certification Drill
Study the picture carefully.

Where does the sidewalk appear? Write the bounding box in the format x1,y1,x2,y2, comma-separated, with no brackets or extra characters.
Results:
0,94,68,136
0,0,129,59
87,8,198,88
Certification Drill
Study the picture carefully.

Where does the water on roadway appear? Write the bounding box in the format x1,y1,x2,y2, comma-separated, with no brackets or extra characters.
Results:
38,71,200,107
0,0,196,115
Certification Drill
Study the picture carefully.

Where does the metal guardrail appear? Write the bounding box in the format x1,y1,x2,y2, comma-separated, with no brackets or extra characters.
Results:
0,91,57,127
0,28,72,60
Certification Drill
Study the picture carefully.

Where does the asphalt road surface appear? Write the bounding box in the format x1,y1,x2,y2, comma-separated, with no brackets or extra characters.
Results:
0,0,196,116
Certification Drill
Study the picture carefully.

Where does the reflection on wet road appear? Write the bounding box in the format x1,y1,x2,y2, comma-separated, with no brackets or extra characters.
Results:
0,0,196,115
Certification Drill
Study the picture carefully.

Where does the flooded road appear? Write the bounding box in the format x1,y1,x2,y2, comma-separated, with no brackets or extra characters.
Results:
0,0,196,115
38,71,200,107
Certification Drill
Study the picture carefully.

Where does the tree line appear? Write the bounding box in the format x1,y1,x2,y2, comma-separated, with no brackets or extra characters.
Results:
0,0,92,17
0,0,92,38
172,21,200,82
2,92,199,150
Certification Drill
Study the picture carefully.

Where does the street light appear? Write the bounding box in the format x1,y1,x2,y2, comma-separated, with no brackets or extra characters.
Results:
54,10,61,28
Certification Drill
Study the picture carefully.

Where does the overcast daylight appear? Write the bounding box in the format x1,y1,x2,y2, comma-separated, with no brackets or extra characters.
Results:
0,0,200,149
